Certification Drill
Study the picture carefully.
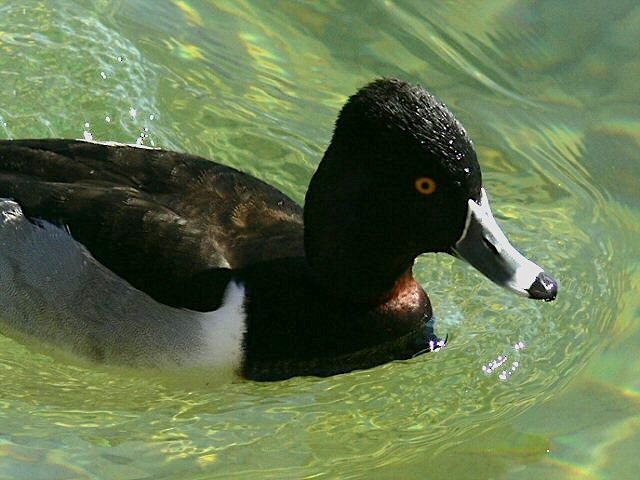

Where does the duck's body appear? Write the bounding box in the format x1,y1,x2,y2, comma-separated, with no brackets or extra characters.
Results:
0,79,557,381
0,140,304,311
0,202,247,370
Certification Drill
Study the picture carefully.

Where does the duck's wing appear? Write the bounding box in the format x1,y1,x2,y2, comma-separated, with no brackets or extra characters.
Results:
0,139,304,309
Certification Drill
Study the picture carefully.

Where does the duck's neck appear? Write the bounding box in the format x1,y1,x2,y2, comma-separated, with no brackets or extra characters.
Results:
303,152,421,306
306,235,418,306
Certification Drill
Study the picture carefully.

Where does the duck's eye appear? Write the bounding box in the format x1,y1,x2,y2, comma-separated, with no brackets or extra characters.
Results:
415,177,437,195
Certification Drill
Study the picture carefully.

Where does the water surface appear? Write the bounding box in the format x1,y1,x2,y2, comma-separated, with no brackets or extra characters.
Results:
0,1,638,478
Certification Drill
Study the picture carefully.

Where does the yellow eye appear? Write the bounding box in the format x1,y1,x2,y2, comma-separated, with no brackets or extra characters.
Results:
415,176,437,195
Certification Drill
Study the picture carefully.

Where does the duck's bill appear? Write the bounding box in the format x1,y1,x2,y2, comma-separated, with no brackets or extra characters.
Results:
450,188,558,301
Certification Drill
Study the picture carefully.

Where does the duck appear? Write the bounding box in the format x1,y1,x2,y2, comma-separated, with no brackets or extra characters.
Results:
0,78,557,381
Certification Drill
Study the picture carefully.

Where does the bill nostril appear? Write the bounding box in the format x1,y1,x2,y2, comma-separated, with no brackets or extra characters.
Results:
482,235,499,255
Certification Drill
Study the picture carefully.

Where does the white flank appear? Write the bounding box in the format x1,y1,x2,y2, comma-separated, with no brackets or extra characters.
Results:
195,281,247,368
0,198,247,375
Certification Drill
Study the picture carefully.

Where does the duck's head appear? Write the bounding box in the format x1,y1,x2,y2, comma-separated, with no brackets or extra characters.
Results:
303,78,557,305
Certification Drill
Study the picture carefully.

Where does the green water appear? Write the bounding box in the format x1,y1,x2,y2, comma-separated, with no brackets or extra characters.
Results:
1,1,639,478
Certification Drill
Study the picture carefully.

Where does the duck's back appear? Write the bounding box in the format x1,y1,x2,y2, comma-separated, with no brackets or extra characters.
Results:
0,139,304,310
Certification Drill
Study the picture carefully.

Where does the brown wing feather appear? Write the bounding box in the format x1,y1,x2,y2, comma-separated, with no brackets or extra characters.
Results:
0,139,304,309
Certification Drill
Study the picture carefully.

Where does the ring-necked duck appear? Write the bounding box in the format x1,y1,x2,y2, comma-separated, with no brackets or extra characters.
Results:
0,78,557,381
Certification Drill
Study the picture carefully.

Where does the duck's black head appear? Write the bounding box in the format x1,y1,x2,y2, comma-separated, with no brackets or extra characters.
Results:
304,78,557,305
333,78,480,246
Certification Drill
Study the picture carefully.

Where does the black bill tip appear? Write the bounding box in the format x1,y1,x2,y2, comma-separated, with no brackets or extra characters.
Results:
527,271,558,302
